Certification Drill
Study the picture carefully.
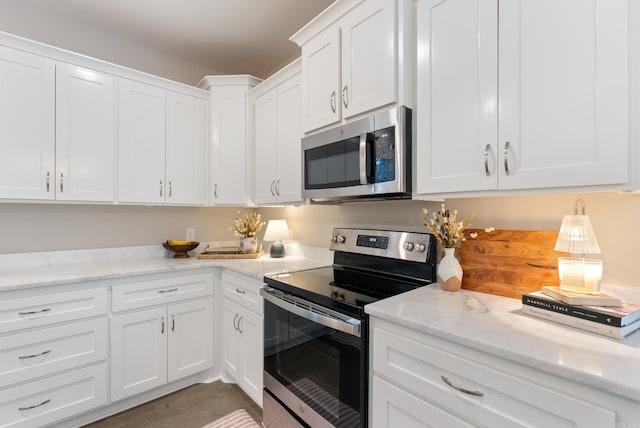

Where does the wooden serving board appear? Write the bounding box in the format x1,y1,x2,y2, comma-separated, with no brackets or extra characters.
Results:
196,246,264,259
457,229,568,299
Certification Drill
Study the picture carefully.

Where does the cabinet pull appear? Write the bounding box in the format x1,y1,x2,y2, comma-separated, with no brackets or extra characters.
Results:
214,183,218,199
503,141,512,176
275,179,280,196
483,144,491,177
168,181,172,197
270,180,275,196
441,375,484,397
157,288,178,294
233,313,239,331
18,398,51,411
19,349,51,360
18,308,51,316
59,172,64,193
342,85,348,108
160,180,163,197
330,91,336,113
46,172,51,193
235,288,246,295
238,316,243,334
161,317,165,334
171,314,175,332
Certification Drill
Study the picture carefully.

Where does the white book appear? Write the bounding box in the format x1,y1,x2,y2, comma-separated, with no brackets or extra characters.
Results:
521,304,640,340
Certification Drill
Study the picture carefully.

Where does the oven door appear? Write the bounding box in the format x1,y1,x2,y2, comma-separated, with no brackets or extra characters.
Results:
261,287,366,428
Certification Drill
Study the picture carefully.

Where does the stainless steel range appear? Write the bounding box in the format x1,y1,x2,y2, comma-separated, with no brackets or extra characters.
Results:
261,228,437,428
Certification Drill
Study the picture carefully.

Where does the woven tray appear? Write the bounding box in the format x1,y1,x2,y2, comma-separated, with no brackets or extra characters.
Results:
196,246,263,259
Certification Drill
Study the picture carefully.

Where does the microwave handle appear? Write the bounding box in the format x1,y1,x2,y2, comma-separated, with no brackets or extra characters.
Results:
359,133,370,185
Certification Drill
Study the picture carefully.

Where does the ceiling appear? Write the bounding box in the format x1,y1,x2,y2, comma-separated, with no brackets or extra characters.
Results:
12,0,335,78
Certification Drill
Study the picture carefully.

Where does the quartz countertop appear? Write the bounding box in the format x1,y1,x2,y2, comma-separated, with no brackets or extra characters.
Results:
0,243,332,291
365,283,640,402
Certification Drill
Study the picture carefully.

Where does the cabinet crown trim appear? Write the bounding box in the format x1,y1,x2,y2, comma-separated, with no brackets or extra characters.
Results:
289,0,365,46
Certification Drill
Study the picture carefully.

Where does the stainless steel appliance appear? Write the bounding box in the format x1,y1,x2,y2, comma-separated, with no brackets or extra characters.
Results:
261,227,436,428
301,107,411,203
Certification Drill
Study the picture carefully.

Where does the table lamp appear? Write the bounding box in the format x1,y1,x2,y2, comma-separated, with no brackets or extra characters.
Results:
554,198,602,294
263,219,291,258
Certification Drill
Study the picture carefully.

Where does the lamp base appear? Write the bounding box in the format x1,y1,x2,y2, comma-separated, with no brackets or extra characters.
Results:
270,241,285,258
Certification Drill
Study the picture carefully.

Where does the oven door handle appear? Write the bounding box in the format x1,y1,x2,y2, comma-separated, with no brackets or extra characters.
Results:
261,288,361,338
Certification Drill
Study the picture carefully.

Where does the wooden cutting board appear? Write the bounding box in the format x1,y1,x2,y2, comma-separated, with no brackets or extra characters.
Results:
457,229,568,299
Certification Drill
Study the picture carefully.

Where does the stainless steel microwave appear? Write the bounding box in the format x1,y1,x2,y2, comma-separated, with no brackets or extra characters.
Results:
301,106,411,203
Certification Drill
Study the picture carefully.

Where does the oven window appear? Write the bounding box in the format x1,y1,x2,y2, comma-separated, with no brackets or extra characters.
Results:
264,300,363,428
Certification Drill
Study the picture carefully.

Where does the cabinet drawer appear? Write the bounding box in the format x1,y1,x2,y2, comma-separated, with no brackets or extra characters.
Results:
112,272,213,312
0,318,107,387
0,288,107,334
221,271,263,314
373,323,615,427
0,363,107,428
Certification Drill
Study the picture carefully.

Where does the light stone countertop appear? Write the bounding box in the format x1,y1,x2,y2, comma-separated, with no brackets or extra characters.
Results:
365,283,640,402
0,243,333,292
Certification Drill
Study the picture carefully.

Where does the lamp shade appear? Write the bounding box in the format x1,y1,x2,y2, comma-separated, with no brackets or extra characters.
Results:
263,219,291,242
554,214,601,254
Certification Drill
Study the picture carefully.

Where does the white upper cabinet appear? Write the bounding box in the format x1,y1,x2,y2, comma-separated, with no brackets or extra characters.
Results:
293,0,411,133
0,46,55,200
417,0,631,196
200,75,261,206
254,59,303,205
55,63,115,202
118,79,207,205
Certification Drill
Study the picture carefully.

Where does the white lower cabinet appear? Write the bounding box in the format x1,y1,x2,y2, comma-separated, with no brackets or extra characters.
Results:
370,317,634,428
221,271,264,406
110,273,214,402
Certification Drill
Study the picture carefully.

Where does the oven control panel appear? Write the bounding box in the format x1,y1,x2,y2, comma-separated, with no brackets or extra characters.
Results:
330,228,434,263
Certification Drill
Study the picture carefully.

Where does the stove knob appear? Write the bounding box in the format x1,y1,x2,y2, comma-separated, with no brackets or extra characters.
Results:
331,235,338,243
404,241,415,251
337,235,346,244
415,243,427,252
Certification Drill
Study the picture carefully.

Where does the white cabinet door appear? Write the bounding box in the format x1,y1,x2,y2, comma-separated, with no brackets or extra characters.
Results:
341,0,396,119
118,79,166,204
237,307,263,407
210,85,250,205
222,299,241,380
167,299,213,383
498,0,629,190
110,307,167,401
276,73,303,204
301,27,341,131
55,63,115,202
166,91,206,205
0,46,55,200
416,0,498,194
254,87,279,204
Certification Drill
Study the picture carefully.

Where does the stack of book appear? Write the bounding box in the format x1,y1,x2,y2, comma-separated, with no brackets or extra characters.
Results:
521,286,640,339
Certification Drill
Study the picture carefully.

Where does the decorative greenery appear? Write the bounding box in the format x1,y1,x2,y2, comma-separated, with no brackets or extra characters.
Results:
421,204,479,248
229,211,265,238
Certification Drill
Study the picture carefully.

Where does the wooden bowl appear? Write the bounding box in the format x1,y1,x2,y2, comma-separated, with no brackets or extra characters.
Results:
162,241,199,258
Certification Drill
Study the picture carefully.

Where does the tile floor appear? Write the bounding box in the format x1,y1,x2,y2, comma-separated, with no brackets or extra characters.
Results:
83,381,262,428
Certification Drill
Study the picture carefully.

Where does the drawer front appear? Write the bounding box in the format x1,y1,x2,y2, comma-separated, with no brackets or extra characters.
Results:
112,272,213,312
0,363,107,428
222,271,263,314
373,323,615,428
0,318,107,387
0,288,107,334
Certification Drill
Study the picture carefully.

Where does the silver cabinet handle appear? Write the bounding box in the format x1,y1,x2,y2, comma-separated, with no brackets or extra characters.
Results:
161,316,165,334
342,85,348,108
270,180,275,196
19,349,51,360
59,172,64,193
171,314,175,332
46,172,51,192
237,316,243,334
275,179,280,196
213,183,218,199
235,288,246,295
233,313,239,331
483,144,491,177
157,288,178,294
160,180,163,197
18,308,51,316
503,141,512,176
330,91,336,113
441,375,484,397
168,180,172,198
18,398,51,411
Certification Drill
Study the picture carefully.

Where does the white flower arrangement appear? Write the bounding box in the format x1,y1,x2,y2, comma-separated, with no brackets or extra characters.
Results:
420,204,494,248
229,211,265,238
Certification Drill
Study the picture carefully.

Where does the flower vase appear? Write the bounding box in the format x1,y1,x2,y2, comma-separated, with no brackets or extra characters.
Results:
240,237,258,254
438,248,463,292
